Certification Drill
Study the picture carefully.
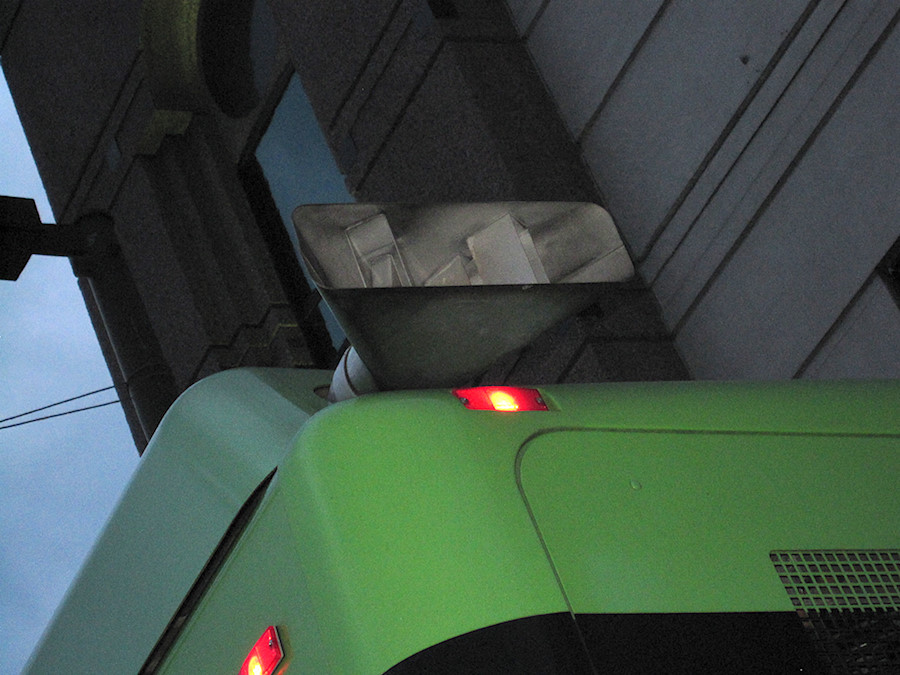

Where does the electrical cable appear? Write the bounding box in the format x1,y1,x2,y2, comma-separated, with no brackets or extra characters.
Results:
0,399,121,431
0,385,116,424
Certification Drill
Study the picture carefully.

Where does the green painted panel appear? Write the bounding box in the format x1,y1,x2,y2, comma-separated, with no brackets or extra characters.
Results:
273,392,569,674
24,368,332,675
157,491,334,674
158,389,570,675
519,430,900,614
27,374,899,673
540,379,900,437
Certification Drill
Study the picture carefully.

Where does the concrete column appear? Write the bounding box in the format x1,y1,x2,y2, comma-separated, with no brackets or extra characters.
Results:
71,212,178,452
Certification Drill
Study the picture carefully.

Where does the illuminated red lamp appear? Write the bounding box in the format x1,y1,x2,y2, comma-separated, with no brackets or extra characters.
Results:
239,626,284,675
453,386,548,412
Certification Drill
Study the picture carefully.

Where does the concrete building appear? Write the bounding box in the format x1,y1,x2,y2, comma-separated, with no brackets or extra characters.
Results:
3,0,898,451
509,0,900,380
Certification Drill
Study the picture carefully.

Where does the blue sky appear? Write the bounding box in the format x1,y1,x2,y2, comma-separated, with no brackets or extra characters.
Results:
1,67,138,673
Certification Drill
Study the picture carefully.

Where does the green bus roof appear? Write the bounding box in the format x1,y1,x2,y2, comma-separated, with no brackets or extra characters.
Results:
24,373,900,673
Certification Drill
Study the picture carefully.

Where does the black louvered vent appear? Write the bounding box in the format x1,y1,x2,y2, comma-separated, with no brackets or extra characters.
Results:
771,550,900,674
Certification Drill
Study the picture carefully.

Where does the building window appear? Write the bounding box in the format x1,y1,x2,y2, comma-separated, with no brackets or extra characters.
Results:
253,73,353,351
878,235,900,309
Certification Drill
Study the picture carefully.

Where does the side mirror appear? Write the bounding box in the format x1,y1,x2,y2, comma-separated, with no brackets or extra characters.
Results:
293,202,633,390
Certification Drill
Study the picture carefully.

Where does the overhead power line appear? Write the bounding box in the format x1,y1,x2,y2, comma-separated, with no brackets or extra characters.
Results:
0,386,120,430
0,385,116,425
0,400,121,431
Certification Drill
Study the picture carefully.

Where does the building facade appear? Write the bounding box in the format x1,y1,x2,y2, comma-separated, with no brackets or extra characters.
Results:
3,0,897,451
510,0,900,380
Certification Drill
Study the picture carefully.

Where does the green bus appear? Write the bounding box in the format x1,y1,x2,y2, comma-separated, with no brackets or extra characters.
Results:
23,368,900,674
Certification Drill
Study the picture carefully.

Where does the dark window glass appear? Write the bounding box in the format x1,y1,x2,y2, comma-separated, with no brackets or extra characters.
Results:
255,74,352,350
578,612,827,674
878,236,900,308
238,157,337,367
383,612,839,674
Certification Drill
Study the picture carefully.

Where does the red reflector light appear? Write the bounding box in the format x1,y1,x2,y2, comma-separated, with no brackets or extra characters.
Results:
239,626,284,675
453,386,548,412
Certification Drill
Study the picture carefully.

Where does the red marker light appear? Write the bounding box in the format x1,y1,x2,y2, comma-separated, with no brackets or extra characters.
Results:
239,626,284,675
453,386,548,412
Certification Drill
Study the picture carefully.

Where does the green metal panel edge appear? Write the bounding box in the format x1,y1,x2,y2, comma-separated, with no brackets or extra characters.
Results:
154,378,900,673
518,429,900,615
540,379,900,436
24,368,332,675
273,391,572,674
27,375,900,673
517,380,900,616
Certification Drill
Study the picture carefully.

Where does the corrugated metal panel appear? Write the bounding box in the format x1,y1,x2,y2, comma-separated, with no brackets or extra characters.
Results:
676,19,900,378
802,276,900,379
514,0,900,378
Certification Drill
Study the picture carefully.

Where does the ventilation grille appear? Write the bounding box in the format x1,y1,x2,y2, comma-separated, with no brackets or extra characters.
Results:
771,550,900,674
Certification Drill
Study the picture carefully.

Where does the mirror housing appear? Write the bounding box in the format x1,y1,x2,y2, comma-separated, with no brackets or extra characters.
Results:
293,202,633,390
